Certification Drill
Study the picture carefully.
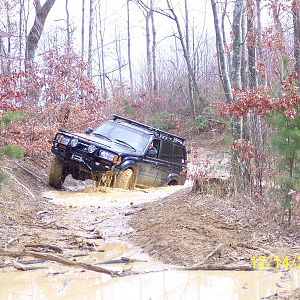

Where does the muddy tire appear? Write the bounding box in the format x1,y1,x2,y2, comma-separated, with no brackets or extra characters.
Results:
48,156,65,189
114,168,135,190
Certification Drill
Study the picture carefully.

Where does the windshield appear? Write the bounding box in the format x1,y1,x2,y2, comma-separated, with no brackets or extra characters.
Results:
93,121,150,153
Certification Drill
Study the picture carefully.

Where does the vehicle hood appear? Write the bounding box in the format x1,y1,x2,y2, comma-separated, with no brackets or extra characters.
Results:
72,132,139,155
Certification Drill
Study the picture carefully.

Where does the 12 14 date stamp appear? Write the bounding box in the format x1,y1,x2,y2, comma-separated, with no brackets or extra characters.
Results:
251,255,300,270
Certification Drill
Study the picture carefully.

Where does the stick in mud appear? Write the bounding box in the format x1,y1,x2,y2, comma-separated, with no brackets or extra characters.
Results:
0,249,118,276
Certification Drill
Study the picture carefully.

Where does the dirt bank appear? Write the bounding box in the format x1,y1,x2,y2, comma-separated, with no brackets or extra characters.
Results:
127,187,300,268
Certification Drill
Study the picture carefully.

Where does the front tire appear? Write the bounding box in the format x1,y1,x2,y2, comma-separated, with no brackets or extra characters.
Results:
48,156,66,189
113,168,135,190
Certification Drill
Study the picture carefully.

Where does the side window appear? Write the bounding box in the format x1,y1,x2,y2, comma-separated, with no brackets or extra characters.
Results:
153,139,160,154
174,145,185,164
159,141,172,162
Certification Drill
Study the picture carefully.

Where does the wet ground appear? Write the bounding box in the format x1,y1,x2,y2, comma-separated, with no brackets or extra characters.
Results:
2,158,300,299
2,240,300,300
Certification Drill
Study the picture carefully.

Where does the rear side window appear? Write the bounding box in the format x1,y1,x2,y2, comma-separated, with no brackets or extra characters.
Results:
174,145,185,163
159,141,172,162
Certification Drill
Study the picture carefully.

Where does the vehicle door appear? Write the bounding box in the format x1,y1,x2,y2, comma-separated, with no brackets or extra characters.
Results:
172,144,187,184
154,140,175,186
136,139,160,187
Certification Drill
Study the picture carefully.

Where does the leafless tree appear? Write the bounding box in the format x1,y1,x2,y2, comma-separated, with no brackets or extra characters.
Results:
127,0,133,90
81,0,85,59
87,0,93,78
65,0,70,47
231,0,244,89
25,0,56,62
293,0,300,86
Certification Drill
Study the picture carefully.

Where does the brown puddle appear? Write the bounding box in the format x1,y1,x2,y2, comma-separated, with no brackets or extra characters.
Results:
1,241,300,300
42,185,185,208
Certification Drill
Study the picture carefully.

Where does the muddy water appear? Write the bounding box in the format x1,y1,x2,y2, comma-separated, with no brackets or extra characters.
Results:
1,241,300,300
43,185,186,208
3,187,299,299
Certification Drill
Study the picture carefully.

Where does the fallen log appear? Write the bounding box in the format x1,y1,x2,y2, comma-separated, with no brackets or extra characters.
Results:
24,244,63,254
13,261,47,271
96,257,147,265
0,249,118,276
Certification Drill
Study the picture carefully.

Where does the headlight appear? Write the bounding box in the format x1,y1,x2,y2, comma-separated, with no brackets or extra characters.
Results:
60,136,70,146
87,145,97,153
70,139,78,147
99,150,116,161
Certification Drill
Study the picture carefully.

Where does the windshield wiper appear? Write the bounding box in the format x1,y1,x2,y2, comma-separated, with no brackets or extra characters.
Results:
114,139,136,151
92,133,112,142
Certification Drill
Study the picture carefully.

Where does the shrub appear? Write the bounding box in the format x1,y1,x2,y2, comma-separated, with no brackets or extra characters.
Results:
0,170,8,185
1,144,25,159
0,111,26,126
194,115,208,130
146,112,175,131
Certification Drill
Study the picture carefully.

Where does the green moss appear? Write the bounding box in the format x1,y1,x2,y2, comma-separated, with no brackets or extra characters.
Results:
146,112,175,131
1,144,25,159
0,111,26,125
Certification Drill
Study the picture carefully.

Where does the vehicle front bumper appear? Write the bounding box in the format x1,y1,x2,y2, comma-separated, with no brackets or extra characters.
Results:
51,144,120,175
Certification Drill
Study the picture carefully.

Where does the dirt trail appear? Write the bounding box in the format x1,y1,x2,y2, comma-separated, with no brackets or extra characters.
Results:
2,139,300,298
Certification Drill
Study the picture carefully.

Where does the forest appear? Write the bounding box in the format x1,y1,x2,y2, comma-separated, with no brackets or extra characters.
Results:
2,0,300,298
1,0,300,211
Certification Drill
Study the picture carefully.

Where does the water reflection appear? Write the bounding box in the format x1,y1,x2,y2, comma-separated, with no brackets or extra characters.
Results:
1,264,300,300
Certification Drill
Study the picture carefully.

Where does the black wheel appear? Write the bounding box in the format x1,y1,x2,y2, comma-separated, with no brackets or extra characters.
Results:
113,169,135,190
48,156,66,189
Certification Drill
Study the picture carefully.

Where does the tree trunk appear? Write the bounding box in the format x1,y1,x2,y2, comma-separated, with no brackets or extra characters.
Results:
184,0,195,116
150,0,158,94
247,0,257,89
115,28,123,87
210,0,233,104
81,0,85,59
66,0,70,47
127,0,133,91
293,0,300,87
25,0,56,62
87,0,93,78
145,11,152,92
232,0,244,89
166,0,201,114
241,6,248,89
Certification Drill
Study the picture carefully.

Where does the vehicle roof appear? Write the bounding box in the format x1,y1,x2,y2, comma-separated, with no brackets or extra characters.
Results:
111,115,185,146
107,119,153,135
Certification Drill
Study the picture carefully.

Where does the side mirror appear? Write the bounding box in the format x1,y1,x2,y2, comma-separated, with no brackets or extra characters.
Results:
146,148,157,158
85,127,93,134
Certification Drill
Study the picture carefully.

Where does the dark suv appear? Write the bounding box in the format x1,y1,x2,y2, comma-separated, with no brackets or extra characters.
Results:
49,115,187,189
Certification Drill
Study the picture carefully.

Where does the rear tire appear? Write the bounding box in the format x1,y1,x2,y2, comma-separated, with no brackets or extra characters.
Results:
114,169,135,190
48,156,65,189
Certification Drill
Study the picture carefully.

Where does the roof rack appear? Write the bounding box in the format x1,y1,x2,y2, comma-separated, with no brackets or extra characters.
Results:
112,114,185,145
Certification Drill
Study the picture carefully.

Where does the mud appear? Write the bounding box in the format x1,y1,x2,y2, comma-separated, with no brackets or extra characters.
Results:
2,240,300,300
2,151,300,299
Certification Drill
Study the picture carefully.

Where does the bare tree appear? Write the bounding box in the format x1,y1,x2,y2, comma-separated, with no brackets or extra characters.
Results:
210,0,233,104
165,0,202,115
150,0,158,94
247,0,257,89
293,0,300,86
87,0,93,78
127,0,133,90
115,27,123,86
231,0,244,89
65,0,70,47
81,0,85,59
26,0,56,62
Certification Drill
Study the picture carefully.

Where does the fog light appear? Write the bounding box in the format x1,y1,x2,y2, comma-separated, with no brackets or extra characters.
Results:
88,145,97,153
70,139,78,147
